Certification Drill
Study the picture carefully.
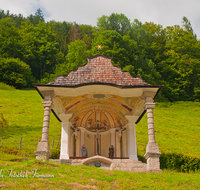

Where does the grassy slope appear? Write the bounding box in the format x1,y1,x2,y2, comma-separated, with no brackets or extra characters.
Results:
0,89,200,189
136,101,200,157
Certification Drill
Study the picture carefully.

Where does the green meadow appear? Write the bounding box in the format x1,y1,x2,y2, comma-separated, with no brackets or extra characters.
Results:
0,89,200,189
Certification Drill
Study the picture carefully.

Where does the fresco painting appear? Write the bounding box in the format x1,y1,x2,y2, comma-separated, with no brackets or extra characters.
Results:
57,93,139,131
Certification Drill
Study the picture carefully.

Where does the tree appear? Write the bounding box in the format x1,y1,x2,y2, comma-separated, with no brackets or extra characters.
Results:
65,39,89,70
27,8,45,25
0,58,32,88
91,30,129,68
158,18,200,101
47,21,72,56
97,13,131,36
69,22,82,43
20,20,63,81
79,24,96,50
0,17,24,59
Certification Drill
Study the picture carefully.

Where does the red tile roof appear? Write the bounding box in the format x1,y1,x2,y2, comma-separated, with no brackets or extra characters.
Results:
48,55,149,86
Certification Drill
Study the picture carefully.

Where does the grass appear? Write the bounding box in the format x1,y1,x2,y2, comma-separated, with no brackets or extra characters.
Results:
0,82,15,90
0,89,200,189
136,101,200,157
0,160,199,189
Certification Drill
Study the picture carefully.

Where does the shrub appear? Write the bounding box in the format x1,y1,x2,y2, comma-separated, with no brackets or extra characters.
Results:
0,58,32,88
0,82,15,90
50,148,60,159
160,153,200,172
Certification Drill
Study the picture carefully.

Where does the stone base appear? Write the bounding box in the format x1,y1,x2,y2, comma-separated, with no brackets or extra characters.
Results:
110,159,146,172
129,155,138,161
50,156,147,173
35,140,51,161
35,151,51,161
144,152,162,172
36,141,50,152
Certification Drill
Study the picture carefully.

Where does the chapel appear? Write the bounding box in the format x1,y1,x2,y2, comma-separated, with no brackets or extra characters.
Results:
33,54,163,172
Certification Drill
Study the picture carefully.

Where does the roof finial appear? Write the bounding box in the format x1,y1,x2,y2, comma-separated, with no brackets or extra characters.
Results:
97,45,102,54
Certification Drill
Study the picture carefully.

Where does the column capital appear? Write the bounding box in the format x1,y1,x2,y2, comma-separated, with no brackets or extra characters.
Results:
125,115,138,124
141,91,155,100
79,127,86,132
59,113,73,122
144,102,156,110
41,90,56,100
110,128,116,132
42,100,52,108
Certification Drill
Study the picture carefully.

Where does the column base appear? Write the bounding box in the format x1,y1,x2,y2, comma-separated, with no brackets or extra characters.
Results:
129,155,138,161
144,152,162,172
35,141,51,161
60,154,70,160
34,151,51,161
146,142,160,152
36,140,50,151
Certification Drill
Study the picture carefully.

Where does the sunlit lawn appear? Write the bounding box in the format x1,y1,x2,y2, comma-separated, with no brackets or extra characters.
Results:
0,89,200,189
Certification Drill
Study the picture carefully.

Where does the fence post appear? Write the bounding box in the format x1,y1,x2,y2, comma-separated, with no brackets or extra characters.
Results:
52,139,54,148
57,135,61,148
19,137,22,149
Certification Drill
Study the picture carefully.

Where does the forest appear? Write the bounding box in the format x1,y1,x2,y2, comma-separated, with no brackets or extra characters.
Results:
0,9,200,102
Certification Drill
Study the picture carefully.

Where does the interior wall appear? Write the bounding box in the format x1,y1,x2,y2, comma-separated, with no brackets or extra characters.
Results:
76,131,80,157
101,133,110,157
70,128,73,157
115,131,120,157
84,132,94,157
122,129,127,157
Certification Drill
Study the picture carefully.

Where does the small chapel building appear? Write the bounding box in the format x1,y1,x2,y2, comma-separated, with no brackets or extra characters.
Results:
33,55,163,172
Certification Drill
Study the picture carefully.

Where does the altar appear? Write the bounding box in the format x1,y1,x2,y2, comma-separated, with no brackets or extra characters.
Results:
33,54,163,172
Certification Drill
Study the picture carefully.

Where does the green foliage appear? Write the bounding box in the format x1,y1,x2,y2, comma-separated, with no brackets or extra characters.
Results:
0,113,8,144
20,20,63,81
65,39,89,70
26,8,45,26
1,10,200,101
0,82,15,90
0,17,24,59
50,148,60,159
160,153,200,172
97,13,131,36
0,58,32,88
92,30,129,67
47,20,72,56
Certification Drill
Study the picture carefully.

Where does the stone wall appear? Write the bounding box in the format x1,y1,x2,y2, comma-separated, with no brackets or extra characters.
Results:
50,156,147,173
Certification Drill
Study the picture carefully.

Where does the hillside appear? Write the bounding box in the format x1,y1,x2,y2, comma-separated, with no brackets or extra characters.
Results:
0,89,199,159
0,89,200,189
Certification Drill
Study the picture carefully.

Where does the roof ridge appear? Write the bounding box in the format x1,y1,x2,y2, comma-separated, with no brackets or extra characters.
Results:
48,55,149,86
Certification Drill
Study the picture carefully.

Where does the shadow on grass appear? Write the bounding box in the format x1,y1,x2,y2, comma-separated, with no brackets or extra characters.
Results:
160,153,200,172
2,124,42,139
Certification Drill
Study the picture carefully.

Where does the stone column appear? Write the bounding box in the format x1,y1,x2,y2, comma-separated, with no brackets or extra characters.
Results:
125,115,138,161
144,95,162,172
60,114,72,160
35,94,53,161
110,128,116,157
80,128,85,148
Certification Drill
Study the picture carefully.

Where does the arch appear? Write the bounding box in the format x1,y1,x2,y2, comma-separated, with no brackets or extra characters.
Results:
82,155,112,165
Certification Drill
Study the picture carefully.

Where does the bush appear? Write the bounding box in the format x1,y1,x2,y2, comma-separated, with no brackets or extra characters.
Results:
50,148,60,159
160,153,200,172
0,58,32,88
0,82,15,90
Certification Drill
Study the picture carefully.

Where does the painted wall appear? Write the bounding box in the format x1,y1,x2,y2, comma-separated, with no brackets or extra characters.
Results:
70,128,73,157
101,133,110,157
85,132,95,157
122,130,127,157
